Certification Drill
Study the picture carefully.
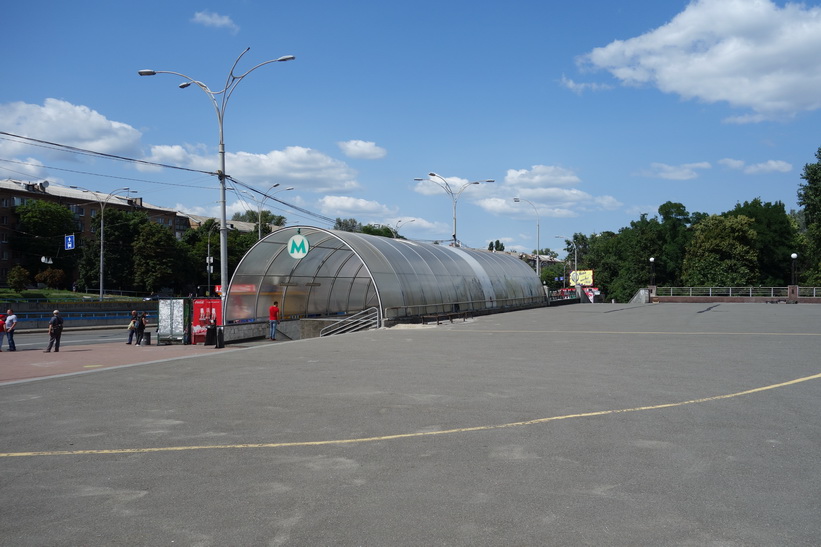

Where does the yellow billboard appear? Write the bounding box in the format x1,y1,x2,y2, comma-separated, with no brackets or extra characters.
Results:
569,269,594,287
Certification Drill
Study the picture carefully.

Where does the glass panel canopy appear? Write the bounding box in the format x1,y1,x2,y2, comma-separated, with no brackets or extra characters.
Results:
225,226,544,324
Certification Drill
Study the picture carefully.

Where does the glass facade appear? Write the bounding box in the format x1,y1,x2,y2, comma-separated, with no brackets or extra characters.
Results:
225,226,544,324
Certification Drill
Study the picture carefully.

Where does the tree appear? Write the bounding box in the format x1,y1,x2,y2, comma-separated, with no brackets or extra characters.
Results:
797,146,821,225
132,221,179,293
334,218,362,232
78,209,148,293
682,215,759,286
34,267,66,289
232,209,286,236
725,198,797,285
7,265,31,292
11,200,77,275
488,240,505,251
362,224,395,238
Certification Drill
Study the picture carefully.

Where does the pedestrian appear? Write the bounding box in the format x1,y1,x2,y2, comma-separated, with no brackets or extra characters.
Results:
0,314,6,352
45,310,64,353
126,310,138,344
135,312,147,346
4,309,17,351
268,300,280,340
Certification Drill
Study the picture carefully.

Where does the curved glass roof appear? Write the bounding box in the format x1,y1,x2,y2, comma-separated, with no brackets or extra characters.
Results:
225,226,544,324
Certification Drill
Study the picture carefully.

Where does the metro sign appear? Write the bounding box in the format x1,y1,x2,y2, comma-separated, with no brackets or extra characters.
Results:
288,234,310,259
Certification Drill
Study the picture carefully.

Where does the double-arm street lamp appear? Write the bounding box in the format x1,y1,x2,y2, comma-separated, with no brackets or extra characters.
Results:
414,172,493,247
71,186,136,301
391,218,415,238
513,197,540,278
139,47,295,307
241,184,295,240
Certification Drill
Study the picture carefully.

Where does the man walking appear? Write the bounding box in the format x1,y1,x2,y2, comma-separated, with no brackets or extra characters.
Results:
45,310,64,353
268,301,280,341
5,308,17,351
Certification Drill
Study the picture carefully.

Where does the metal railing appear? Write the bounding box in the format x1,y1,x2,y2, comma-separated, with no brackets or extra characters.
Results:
383,295,546,321
320,307,380,337
654,287,790,298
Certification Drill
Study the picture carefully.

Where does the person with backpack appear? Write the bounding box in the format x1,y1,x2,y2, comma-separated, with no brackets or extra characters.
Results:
45,310,64,353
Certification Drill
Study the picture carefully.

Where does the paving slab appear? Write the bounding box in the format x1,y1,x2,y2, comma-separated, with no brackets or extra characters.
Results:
1,303,820,545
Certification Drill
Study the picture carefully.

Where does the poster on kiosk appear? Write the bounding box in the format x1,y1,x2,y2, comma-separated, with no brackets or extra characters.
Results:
192,298,222,344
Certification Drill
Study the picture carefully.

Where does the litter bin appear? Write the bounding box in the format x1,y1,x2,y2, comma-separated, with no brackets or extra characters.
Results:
215,326,224,349
204,325,216,346
143,332,151,346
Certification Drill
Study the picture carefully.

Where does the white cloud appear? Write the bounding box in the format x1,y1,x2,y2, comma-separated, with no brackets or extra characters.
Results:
579,0,821,121
719,157,792,174
337,140,387,159
144,145,361,193
559,75,613,95
639,162,711,180
0,99,142,159
504,165,581,187
318,195,395,217
192,11,239,34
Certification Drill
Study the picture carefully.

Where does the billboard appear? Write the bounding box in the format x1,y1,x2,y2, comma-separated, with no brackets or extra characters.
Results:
569,269,594,287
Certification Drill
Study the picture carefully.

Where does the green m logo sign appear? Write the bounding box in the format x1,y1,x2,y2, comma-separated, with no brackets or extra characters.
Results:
288,234,310,259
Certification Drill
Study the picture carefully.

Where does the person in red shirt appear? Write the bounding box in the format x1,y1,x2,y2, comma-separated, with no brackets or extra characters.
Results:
268,301,280,340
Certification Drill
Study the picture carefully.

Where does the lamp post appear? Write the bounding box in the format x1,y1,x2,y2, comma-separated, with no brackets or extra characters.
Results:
241,184,294,240
139,48,295,312
791,252,798,286
514,197,540,278
205,222,220,295
391,218,415,238
71,186,135,301
555,235,577,287
649,257,656,288
414,172,493,247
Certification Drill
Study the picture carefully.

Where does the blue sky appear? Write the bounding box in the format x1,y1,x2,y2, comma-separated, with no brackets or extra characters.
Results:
3,0,821,254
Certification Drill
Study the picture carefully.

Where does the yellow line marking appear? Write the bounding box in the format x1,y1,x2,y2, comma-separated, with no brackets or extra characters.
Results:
465,329,821,336
83,365,104,369
3,371,820,458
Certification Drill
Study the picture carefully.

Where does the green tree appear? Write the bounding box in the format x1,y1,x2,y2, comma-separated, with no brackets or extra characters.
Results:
11,200,78,275
232,209,286,236
7,265,31,292
78,209,148,293
34,267,66,289
362,224,395,238
682,215,759,286
657,201,698,285
796,147,821,282
725,198,797,285
334,218,362,232
132,221,183,293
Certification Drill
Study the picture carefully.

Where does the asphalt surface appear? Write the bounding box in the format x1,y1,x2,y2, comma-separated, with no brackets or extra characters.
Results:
1,302,820,546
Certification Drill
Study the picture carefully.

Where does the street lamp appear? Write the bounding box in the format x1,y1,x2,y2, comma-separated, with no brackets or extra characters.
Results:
241,184,294,240
414,172,493,247
139,47,295,315
649,257,656,288
555,235,577,287
71,186,136,301
791,252,798,286
205,222,220,295
513,197,540,278
391,218,415,238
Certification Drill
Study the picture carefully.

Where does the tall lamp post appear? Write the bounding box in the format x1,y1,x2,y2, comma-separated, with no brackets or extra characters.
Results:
206,222,220,295
791,252,798,285
555,235,577,287
414,172,493,247
242,184,294,240
71,186,135,301
649,257,656,289
514,197,540,278
139,48,295,314
391,218,415,238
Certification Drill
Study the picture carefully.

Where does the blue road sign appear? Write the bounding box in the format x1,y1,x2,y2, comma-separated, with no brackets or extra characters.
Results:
65,235,75,250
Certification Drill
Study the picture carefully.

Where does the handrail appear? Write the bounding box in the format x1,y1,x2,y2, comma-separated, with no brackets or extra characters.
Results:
383,295,546,320
320,307,380,337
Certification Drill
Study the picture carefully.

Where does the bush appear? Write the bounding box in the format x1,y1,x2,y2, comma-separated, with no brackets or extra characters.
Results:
34,268,66,289
7,265,31,292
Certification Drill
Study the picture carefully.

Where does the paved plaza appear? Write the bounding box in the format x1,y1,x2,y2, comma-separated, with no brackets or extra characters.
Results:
1,302,820,545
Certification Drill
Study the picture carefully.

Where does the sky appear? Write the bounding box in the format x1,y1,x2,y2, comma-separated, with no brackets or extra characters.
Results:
3,0,821,255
